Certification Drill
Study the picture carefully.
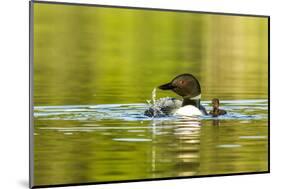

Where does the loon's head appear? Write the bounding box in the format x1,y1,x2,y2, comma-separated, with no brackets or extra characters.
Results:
158,73,201,100
212,98,220,109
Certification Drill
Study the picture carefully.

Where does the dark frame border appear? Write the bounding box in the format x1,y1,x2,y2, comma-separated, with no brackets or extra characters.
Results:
29,0,270,188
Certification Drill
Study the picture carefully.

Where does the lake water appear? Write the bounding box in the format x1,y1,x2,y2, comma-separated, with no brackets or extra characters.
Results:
32,2,268,186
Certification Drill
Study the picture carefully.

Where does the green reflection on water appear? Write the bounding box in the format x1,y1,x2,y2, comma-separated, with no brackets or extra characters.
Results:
34,3,268,106
33,2,268,186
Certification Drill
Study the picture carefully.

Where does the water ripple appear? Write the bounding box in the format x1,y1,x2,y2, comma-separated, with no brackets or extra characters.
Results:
34,99,268,121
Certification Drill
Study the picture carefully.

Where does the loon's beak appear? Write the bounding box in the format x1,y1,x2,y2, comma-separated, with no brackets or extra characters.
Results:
158,82,175,90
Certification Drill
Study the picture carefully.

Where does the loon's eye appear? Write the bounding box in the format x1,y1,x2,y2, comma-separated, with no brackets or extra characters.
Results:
179,80,186,85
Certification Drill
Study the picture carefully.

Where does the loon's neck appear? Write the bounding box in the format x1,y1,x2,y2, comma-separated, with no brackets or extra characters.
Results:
182,98,200,108
213,107,219,113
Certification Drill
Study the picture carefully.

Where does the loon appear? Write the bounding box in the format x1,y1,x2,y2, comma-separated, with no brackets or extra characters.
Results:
144,73,207,117
209,98,227,117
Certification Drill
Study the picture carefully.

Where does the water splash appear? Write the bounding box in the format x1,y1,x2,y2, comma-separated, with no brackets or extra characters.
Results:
152,88,157,106
145,88,162,117
152,88,157,116
144,88,183,117
146,88,157,108
145,88,171,117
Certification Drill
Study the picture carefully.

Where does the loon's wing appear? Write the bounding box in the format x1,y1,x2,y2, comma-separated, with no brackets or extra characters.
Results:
144,97,182,117
219,109,227,115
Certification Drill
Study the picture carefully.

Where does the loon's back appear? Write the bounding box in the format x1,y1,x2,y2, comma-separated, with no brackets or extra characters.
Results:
144,97,182,117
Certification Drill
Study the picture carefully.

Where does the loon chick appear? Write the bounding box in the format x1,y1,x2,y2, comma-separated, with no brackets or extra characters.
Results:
145,73,207,117
209,98,227,117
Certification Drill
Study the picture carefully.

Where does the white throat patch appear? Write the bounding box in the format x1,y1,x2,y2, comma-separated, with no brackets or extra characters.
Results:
189,94,201,100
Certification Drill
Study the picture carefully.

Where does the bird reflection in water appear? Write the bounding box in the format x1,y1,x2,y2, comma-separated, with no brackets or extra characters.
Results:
150,116,201,177
212,119,221,126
